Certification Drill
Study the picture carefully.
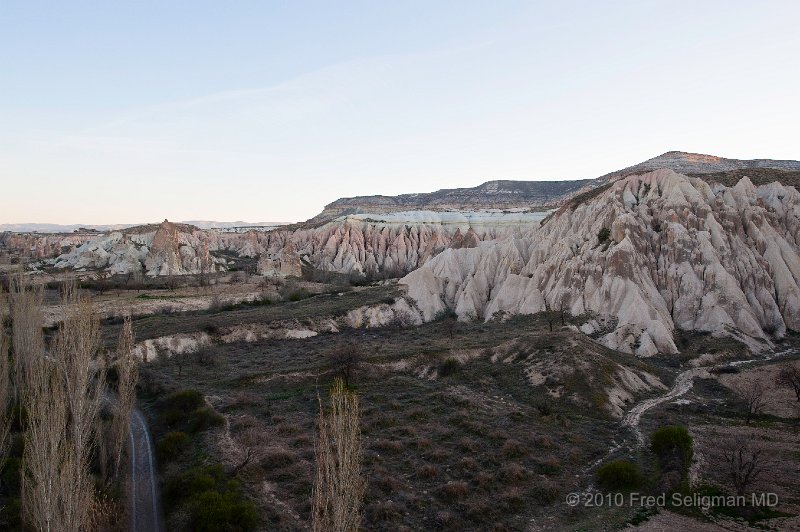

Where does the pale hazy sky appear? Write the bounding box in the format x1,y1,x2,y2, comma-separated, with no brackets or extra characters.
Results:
2,1,799,224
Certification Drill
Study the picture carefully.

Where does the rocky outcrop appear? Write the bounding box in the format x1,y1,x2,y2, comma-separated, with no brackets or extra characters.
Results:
401,169,800,356
51,220,220,276
309,151,800,224
42,211,547,278
309,180,594,224
12,151,800,294
601,151,800,181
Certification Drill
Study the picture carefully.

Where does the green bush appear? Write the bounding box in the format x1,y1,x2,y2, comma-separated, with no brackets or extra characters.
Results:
439,357,460,377
159,390,224,434
157,431,191,463
289,290,310,301
165,389,205,411
192,489,259,532
160,389,205,426
651,425,693,468
163,465,259,531
597,460,641,491
187,407,224,433
433,308,458,321
597,227,611,244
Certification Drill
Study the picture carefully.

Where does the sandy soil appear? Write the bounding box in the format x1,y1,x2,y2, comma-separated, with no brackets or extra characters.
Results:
717,363,800,418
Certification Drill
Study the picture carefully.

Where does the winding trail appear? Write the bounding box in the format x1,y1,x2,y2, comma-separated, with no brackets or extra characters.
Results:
622,367,706,445
129,408,164,532
582,348,796,478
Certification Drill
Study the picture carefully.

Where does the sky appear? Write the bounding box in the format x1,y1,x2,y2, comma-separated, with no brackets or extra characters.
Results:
2,1,799,224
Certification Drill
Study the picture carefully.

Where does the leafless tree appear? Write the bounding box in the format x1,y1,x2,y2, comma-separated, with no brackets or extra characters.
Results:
719,436,770,496
741,380,767,423
50,283,106,530
21,283,106,532
327,342,363,388
0,291,11,477
776,362,800,403
312,378,366,532
110,315,138,480
9,273,44,399
22,354,71,532
388,309,415,329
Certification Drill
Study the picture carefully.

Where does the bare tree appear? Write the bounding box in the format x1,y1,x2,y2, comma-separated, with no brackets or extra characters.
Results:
21,283,106,532
0,291,11,478
110,315,138,480
312,378,366,532
50,283,106,530
9,273,44,399
776,362,800,403
719,437,770,496
22,354,71,532
741,380,767,423
327,342,363,388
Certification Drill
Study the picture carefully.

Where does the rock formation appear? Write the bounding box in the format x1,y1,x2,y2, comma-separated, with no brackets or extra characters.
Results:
35,211,545,279
308,179,594,224
401,169,800,356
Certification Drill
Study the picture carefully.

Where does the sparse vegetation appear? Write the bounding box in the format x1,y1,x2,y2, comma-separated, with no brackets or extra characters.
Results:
651,425,693,493
776,362,800,403
596,460,641,491
312,378,365,532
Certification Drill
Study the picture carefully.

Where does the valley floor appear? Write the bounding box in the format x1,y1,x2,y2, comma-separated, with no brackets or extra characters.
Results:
89,278,798,531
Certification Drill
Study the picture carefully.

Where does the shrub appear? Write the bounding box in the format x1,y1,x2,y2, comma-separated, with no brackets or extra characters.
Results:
535,455,562,475
651,425,693,470
596,460,641,491
474,470,495,488
260,448,298,472
157,431,191,463
417,464,439,479
531,478,560,504
597,227,611,244
163,464,258,531
373,438,404,454
432,308,457,321
187,407,224,433
369,500,402,523
501,439,528,458
439,357,460,377
191,489,259,532
499,487,524,512
535,400,553,416
501,462,527,482
160,389,205,426
439,480,469,502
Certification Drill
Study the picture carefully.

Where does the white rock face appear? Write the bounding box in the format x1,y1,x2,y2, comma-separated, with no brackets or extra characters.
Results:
401,170,800,355
52,221,219,276
44,213,539,279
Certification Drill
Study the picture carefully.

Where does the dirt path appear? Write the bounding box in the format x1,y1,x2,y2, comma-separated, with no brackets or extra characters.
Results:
622,348,795,447
129,408,163,532
580,349,796,480
622,367,707,444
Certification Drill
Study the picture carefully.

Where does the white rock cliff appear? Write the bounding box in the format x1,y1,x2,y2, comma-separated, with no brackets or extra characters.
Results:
401,170,800,356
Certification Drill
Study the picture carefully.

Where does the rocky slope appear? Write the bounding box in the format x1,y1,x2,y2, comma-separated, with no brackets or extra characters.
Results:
401,169,800,356
34,212,547,278
308,179,595,224
310,151,800,224
6,151,800,295
601,150,800,180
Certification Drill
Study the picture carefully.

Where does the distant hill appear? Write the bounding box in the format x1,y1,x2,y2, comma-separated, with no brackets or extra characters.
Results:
308,179,596,224
0,221,288,234
308,151,800,223
600,150,800,180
